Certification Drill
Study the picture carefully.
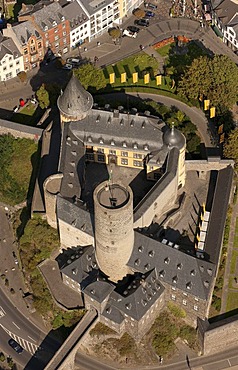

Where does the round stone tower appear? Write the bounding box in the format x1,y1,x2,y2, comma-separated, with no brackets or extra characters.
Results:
94,181,134,283
163,125,186,188
57,74,93,125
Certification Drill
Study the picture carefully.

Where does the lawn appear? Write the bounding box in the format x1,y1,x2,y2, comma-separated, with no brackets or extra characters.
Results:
12,103,43,126
233,217,238,248
103,52,175,93
0,135,38,205
226,291,238,312
230,250,238,274
156,43,175,57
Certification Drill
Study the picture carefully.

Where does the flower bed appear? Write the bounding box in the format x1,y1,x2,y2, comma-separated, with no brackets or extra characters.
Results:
153,36,191,49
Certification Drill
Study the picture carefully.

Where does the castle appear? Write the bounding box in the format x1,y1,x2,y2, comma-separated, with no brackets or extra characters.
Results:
38,74,233,339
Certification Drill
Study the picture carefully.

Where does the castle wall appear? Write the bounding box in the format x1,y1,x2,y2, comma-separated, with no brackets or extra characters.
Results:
44,174,63,229
0,119,42,140
58,218,94,249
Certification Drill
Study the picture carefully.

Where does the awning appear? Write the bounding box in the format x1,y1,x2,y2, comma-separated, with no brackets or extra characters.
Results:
212,25,223,38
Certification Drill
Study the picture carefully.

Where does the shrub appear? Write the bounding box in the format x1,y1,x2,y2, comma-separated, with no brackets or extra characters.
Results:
89,322,116,337
179,325,197,348
168,302,186,318
0,352,5,361
10,288,15,294
212,295,221,312
108,28,121,39
117,333,135,356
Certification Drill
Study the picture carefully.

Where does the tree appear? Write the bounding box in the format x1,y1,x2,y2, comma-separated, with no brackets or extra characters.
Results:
133,8,145,18
74,63,107,90
17,71,27,83
36,84,50,109
223,128,238,169
108,27,121,39
178,55,238,109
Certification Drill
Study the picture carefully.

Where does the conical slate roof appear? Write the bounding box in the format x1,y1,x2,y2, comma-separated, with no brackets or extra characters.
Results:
57,74,93,120
163,125,186,150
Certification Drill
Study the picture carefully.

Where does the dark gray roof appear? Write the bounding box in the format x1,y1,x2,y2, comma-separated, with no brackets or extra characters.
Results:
79,0,115,16
0,36,21,60
163,126,186,150
32,2,67,31
70,109,165,153
11,21,41,46
83,280,115,303
18,0,53,16
59,0,89,30
57,195,94,237
101,302,124,324
108,272,164,321
127,231,215,300
57,75,93,119
134,147,179,222
205,166,233,265
214,0,238,25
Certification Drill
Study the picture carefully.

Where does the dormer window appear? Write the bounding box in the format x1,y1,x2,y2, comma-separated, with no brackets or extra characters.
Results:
138,245,144,252
52,21,57,27
44,26,48,31
144,263,150,271
125,303,132,310
164,257,170,264
144,144,149,151
130,119,134,127
134,259,140,266
177,263,182,270
96,115,100,122
88,136,92,142
148,250,155,257
111,140,115,146
133,143,138,149
190,269,196,276
159,270,165,278
172,276,178,284
122,142,127,147
61,16,65,21
99,138,104,144
186,282,192,290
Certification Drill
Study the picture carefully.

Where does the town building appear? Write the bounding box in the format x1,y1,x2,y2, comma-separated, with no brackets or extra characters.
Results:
59,0,90,48
0,33,24,80
210,0,238,52
3,21,44,71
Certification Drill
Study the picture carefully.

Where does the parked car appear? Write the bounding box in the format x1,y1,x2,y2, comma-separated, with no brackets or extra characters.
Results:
8,339,24,354
66,57,82,67
145,10,155,17
134,18,149,27
123,28,138,38
127,26,140,33
62,63,73,70
144,2,157,9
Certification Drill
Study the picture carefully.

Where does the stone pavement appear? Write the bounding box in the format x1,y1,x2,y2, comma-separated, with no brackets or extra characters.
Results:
221,198,238,314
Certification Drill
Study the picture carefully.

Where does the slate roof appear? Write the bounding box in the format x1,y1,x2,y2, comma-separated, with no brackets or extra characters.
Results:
214,0,238,25
0,36,21,60
127,231,215,300
57,195,94,237
79,0,115,16
32,2,67,31
163,125,186,150
58,75,93,119
18,0,53,16
69,108,165,153
59,0,89,30
134,147,179,222
205,166,233,265
11,21,41,46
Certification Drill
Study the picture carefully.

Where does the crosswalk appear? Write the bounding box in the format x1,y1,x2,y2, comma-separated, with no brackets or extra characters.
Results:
0,323,40,355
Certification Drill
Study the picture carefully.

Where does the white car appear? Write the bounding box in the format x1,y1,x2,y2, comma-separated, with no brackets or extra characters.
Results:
122,29,138,38
62,63,73,70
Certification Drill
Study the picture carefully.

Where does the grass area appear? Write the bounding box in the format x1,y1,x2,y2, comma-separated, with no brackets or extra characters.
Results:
90,323,117,337
156,43,175,57
0,135,38,205
230,249,238,274
233,217,238,247
12,212,85,331
12,103,43,126
226,291,238,312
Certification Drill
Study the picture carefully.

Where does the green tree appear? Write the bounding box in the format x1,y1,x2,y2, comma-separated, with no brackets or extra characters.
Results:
108,27,121,39
223,128,238,169
36,84,50,109
74,63,107,90
178,55,238,109
133,8,145,18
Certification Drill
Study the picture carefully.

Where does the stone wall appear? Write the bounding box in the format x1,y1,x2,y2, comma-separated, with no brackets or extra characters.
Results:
58,218,94,249
0,119,42,141
44,174,63,229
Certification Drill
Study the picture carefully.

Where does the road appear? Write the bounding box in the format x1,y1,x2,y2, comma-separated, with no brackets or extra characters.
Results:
74,345,238,370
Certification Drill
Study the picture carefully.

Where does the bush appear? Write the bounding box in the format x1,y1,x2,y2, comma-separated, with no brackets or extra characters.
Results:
10,288,15,294
179,325,197,348
108,28,121,39
17,71,27,83
89,322,116,337
167,302,186,318
117,333,135,356
0,352,5,361
212,295,221,312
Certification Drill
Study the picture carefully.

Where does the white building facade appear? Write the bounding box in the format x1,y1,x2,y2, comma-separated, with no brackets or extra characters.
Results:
0,38,24,81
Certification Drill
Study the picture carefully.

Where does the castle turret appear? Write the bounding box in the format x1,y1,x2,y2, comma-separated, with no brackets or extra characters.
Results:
94,181,134,283
163,125,186,188
57,74,93,124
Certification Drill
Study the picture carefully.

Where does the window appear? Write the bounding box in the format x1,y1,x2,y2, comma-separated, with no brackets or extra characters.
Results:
31,39,34,44
6,72,12,80
86,153,94,161
3,67,6,71
154,173,160,180
16,60,20,65
38,42,42,48
182,300,187,306
63,31,66,36
54,28,58,33
55,42,59,48
121,158,128,165
97,148,104,153
133,153,142,159
171,294,176,300
55,35,59,41
45,33,48,38
194,305,198,311
45,41,49,47
25,57,28,62
63,38,67,44
195,297,199,301
9,64,13,69
172,286,176,291
121,151,128,157
84,24,87,28
109,150,116,155
62,23,66,29
24,49,28,55
16,68,20,74
98,154,105,162
133,160,142,167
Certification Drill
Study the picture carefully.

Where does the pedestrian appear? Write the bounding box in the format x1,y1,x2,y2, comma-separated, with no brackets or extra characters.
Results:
94,56,99,65
140,44,144,51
